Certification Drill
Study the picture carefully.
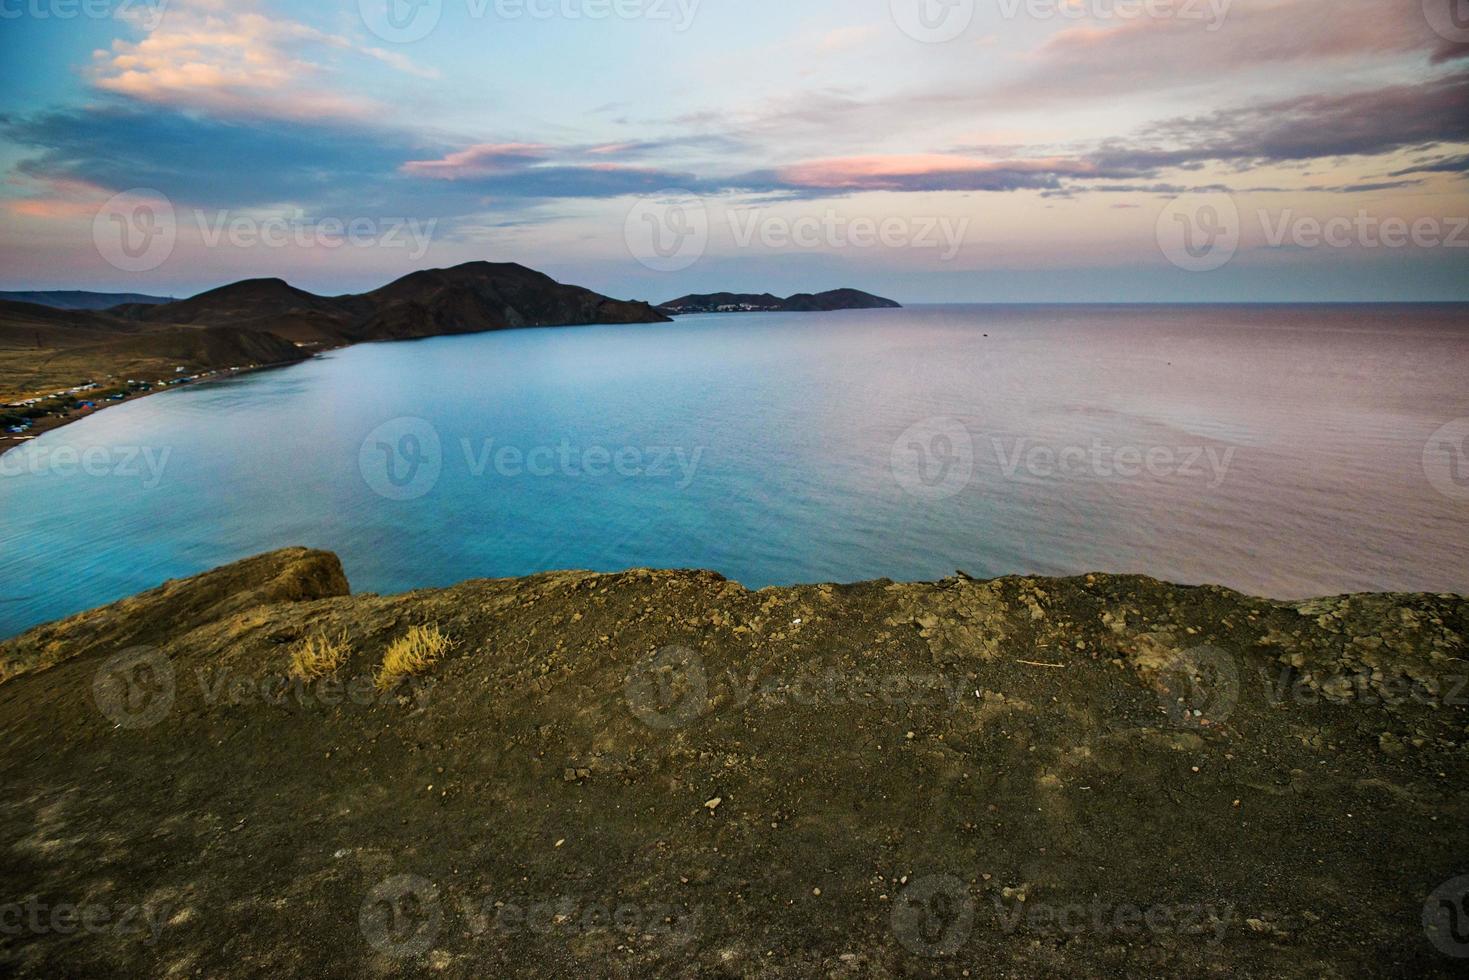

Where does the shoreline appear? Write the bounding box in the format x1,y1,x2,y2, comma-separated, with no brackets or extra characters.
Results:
0,355,327,460
0,308,685,460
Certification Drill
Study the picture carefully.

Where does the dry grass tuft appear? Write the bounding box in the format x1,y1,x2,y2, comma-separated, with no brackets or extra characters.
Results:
375,624,453,691
289,630,351,681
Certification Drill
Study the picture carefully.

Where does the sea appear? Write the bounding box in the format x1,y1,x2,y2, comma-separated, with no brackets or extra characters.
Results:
2,303,1467,637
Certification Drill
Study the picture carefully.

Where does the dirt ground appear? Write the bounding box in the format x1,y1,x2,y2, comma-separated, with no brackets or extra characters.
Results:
1,549,1466,978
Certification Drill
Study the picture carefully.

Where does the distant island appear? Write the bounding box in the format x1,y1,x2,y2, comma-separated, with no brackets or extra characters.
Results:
659,288,900,315
0,290,175,310
1,261,668,454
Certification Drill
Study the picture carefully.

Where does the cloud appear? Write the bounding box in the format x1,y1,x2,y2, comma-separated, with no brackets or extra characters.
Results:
2,177,113,219
670,0,1467,158
395,63,1469,204
402,144,553,179
1090,69,1469,171
1016,0,1464,101
90,0,433,122
3,104,430,211
816,25,880,52
763,154,1106,192
1389,152,1469,176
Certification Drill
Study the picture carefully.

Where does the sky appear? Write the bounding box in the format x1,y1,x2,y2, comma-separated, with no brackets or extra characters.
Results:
0,0,1466,302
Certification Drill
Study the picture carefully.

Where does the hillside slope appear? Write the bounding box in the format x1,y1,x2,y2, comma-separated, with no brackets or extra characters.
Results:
1,552,1465,977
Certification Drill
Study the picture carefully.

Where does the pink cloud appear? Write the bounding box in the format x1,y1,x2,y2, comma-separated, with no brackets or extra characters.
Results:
401,144,552,179
585,143,639,156
777,154,1097,190
3,177,113,220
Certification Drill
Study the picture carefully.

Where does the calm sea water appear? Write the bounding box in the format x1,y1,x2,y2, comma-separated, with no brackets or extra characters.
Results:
2,304,1467,637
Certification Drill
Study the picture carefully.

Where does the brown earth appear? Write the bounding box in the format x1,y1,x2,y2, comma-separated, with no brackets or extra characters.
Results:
0,549,1466,978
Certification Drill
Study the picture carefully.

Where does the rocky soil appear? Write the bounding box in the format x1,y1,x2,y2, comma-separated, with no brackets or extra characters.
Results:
1,549,1466,978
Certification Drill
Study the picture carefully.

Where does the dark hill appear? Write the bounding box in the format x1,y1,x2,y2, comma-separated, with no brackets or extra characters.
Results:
124,263,669,345
661,289,900,314
355,262,669,340
0,290,173,310
783,288,902,312
132,277,364,335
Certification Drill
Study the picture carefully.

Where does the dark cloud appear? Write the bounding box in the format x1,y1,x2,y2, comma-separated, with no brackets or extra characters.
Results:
1082,71,1469,175
5,103,430,212
1389,152,1469,175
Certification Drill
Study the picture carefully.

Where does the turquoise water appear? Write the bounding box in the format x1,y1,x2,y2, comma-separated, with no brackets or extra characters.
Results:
2,304,1467,637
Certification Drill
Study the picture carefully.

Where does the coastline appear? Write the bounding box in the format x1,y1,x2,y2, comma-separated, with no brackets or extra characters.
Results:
0,303,680,460
0,353,335,461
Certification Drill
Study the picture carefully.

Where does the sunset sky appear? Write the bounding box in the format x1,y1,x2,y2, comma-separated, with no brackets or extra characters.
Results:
1,0,1466,301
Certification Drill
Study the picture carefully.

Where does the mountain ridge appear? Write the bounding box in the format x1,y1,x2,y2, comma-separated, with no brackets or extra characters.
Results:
0,261,671,452
0,290,174,310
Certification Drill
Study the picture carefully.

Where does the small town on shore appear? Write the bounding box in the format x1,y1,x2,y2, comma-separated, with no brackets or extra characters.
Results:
1,364,263,450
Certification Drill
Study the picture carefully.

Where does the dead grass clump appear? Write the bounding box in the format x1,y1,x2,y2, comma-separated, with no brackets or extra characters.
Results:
289,630,351,681
376,624,453,691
